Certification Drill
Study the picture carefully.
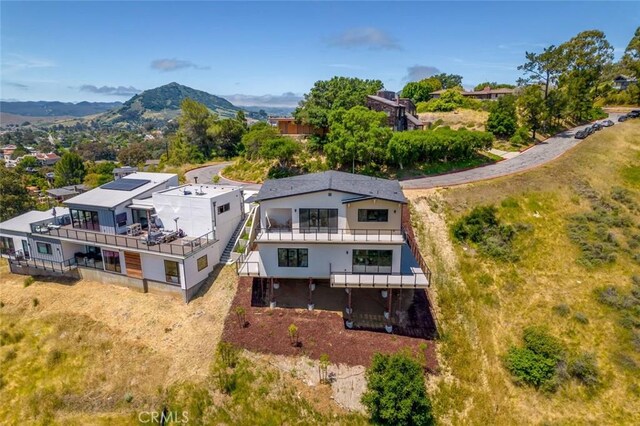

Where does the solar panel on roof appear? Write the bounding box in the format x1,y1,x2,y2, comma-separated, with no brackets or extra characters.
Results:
101,179,150,191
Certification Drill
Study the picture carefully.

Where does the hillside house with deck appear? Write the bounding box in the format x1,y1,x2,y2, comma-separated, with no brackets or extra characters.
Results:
366,90,424,131
236,171,433,333
0,172,246,301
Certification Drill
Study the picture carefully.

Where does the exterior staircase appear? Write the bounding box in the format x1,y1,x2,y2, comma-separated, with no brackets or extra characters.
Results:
220,220,245,264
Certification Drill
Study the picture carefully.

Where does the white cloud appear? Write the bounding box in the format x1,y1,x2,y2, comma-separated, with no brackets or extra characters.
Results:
79,85,141,97
403,65,441,82
327,27,402,50
150,58,210,72
223,92,303,108
1,54,55,73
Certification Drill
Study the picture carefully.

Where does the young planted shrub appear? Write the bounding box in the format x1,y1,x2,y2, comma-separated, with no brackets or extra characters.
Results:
568,352,600,387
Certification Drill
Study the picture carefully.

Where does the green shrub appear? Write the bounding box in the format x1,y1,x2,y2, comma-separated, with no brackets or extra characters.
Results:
23,277,35,287
32,298,39,308
505,346,557,388
522,326,565,361
452,205,518,260
3,348,17,363
124,392,133,403
509,126,531,146
362,352,434,426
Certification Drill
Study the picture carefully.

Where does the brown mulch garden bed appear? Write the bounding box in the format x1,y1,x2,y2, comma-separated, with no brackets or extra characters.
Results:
221,277,438,372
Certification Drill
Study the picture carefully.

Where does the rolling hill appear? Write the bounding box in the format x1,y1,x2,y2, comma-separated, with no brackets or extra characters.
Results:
0,100,122,117
97,82,267,125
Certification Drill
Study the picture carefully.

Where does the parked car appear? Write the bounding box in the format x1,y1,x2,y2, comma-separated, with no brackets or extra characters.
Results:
592,122,602,131
601,120,614,127
574,130,588,139
618,115,628,122
628,110,640,118
584,126,594,135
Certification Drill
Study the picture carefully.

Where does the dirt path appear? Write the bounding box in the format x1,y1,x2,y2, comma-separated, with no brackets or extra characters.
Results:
0,264,238,383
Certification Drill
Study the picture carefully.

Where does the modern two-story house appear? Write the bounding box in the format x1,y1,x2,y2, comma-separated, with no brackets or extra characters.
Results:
236,171,431,329
1,172,246,301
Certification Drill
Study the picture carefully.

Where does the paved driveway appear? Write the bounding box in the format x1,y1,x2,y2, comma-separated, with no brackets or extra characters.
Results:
185,162,263,191
184,115,620,191
400,114,622,189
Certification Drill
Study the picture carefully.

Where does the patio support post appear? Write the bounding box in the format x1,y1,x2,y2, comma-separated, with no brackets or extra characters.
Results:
308,278,314,310
385,288,394,333
269,277,276,309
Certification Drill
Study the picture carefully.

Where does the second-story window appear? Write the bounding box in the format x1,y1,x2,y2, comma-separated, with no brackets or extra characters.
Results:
357,209,389,222
217,203,230,214
36,242,53,255
299,209,338,232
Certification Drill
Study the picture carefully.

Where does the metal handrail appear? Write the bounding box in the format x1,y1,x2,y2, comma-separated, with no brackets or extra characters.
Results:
45,227,217,256
328,262,426,287
255,226,404,242
9,256,77,273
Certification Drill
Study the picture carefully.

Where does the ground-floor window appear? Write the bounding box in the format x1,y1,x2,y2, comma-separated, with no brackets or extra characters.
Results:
164,260,180,284
103,250,121,273
277,248,309,267
352,249,392,273
0,237,15,255
197,255,208,271
36,242,53,255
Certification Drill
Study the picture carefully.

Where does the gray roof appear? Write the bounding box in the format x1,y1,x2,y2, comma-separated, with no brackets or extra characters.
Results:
0,208,70,234
47,188,77,197
255,171,407,203
64,172,177,209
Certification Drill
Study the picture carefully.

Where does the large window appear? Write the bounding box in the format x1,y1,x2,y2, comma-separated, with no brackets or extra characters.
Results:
277,248,308,267
0,237,15,255
103,250,121,273
352,250,392,273
71,209,100,231
164,260,180,284
197,255,208,272
357,209,389,222
299,209,338,232
217,203,230,214
36,242,53,255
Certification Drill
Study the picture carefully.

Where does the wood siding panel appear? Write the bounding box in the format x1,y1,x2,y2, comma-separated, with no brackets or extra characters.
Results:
124,251,143,279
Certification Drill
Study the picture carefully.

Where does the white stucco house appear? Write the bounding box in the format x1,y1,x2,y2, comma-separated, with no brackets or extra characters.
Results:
0,172,246,301
236,171,431,328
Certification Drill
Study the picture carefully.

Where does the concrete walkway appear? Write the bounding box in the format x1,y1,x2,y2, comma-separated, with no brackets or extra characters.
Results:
488,148,521,160
400,114,621,189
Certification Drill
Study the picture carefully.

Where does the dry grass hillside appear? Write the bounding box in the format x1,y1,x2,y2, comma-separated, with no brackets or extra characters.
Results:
0,264,363,424
407,120,640,424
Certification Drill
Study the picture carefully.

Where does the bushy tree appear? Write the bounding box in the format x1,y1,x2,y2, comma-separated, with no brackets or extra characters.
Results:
54,152,86,187
117,143,148,166
324,106,392,172
258,137,300,168
486,94,518,138
362,352,434,426
420,89,467,112
401,77,442,103
208,118,246,158
622,26,640,103
16,156,39,172
517,86,545,140
473,82,516,91
0,168,34,221
433,73,463,89
294,76,383,129
178,98,217,158
241,122,281,160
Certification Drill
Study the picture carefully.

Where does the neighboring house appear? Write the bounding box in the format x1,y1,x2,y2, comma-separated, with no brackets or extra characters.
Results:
430,86,515,100
0,208,71,260
1,145,17,161
1,172,246,302
113,166,138,180
236,171,431,324
269,117,327,136
366,90,424,131
34,152,61,166
46,185,89,202
612,75,637,91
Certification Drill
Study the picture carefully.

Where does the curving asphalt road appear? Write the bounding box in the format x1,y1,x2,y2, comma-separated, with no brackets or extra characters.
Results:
185,161,262,191
184,114,623,191
400,114,623,189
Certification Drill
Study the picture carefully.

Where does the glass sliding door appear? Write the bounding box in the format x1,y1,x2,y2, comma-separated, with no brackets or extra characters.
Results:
352,249,393,274
299,209,338,233
71,209,100,231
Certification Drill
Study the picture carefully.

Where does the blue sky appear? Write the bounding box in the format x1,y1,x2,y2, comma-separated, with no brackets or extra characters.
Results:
1,1,638,106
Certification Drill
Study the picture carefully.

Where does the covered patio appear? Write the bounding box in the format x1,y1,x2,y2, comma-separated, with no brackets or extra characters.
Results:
250,278,436,339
